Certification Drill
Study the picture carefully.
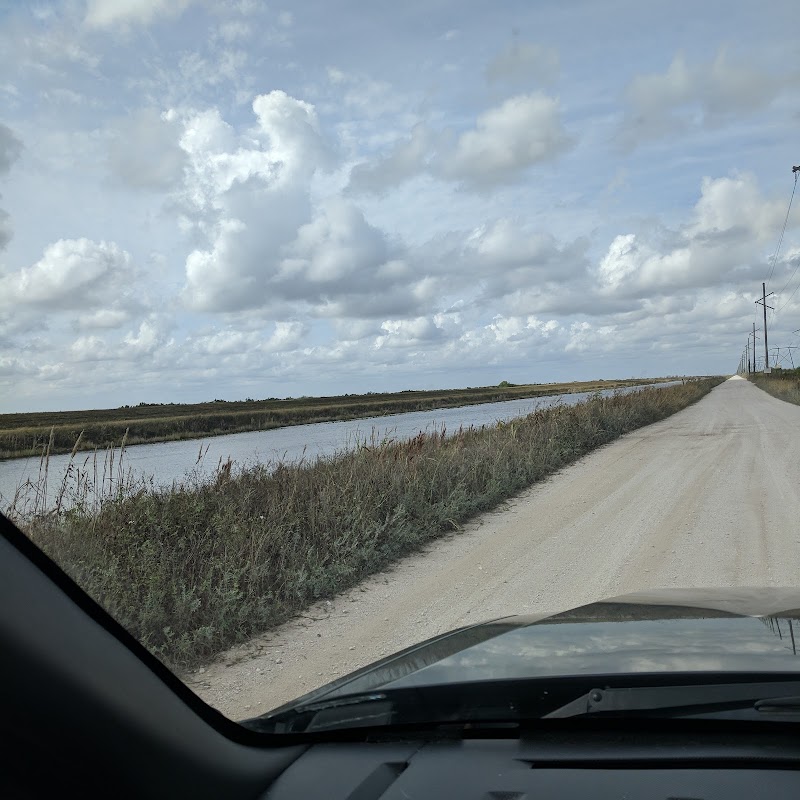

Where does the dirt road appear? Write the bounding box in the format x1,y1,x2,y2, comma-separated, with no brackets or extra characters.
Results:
188,377,800,719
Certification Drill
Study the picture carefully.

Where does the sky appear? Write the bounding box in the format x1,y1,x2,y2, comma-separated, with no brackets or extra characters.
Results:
0,0,799,412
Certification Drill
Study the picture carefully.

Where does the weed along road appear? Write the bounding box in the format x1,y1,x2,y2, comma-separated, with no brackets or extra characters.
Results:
189,376,800,719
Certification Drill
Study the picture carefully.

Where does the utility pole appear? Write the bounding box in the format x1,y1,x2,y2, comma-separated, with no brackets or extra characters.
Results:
756,283,775,373
746,330,750,373
750,322,758,373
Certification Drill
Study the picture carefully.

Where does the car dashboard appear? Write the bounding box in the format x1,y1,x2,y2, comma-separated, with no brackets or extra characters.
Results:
3,515,800,799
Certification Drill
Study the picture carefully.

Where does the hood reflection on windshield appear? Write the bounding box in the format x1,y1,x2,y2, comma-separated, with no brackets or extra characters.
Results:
384,615,800,690
277,593,800,710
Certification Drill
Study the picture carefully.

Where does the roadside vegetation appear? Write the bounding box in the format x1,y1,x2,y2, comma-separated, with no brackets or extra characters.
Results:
9,378,723,670
0,377,678,459
748,369,800,405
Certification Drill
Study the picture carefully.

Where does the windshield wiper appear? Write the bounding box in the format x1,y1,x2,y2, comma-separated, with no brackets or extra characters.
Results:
246,678,800,734
249,692,397,733
545,681,800,719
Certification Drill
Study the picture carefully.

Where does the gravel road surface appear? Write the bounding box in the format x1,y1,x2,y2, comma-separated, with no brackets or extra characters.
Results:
187,377,800,719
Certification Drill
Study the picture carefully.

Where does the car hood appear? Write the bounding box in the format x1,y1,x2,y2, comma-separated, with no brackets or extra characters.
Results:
263,587,800,716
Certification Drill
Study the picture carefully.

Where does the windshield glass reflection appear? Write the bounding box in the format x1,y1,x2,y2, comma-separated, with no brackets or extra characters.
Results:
373,614,800,691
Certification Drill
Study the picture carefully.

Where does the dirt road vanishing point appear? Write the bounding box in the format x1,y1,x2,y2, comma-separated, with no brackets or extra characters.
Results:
188,376,800,719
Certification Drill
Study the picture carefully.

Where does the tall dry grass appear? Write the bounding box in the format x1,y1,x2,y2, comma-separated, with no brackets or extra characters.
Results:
5,426,151,518
749,369,800,405
10,378,723,669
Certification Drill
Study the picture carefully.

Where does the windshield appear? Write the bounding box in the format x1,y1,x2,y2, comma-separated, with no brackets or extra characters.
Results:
1,0,799,731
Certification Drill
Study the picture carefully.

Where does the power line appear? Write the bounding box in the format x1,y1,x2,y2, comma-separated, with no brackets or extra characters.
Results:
766,168,798,289
739,166,798,374
776,272,800,314
771,168,800,315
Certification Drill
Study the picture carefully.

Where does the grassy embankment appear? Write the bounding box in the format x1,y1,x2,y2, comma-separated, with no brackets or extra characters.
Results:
13,378,723,669
0,377,677,459
748,369,800,404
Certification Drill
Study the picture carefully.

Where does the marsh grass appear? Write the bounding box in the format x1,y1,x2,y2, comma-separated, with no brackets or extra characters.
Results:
5,426,153,518
749,369,800,405
9,378,723,669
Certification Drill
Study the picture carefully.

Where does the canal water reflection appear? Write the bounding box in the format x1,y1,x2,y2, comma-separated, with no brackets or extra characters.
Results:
1,383,676,510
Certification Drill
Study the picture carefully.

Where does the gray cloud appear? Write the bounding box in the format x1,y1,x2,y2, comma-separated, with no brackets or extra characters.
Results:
486,41,560,86
0,123,22,251
74,308,134,330
107,108,186,190
0,209,12,251
276,200,402,301
347,92,573,194
620,49,786,148
0,123,23,174
409,220,590,317
346,124,432,195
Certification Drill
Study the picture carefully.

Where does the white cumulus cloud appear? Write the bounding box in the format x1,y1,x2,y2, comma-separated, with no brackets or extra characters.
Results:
0,238,134,309
175,92,427,318
440,93,572,188
596,173,793,296
176,92,329,312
